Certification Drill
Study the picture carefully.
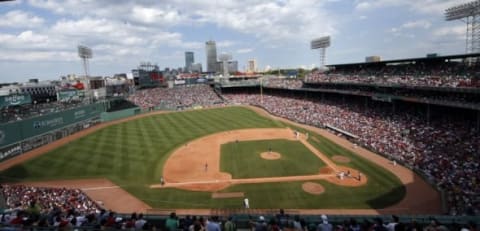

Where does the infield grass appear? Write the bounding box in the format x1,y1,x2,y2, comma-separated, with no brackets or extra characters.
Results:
221,139,326,178
0,106,406,209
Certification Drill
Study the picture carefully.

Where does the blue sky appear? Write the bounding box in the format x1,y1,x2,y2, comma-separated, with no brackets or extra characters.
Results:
0,0,469,82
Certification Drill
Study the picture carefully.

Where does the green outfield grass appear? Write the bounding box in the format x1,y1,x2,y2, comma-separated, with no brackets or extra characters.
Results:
0,106,406,209
220,139,326,178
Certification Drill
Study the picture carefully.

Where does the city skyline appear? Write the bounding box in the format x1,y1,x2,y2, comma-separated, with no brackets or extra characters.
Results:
0,0,472,82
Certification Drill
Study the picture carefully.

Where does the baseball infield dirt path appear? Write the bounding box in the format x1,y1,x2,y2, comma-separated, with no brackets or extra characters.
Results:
0,106,442,215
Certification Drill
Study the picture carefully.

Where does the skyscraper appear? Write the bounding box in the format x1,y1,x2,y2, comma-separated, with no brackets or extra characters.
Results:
216,60,238,74
247,59,257,73
185,51,194,71
205,40,217,73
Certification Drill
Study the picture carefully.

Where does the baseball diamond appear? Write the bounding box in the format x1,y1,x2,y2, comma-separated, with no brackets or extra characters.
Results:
0,106,440,214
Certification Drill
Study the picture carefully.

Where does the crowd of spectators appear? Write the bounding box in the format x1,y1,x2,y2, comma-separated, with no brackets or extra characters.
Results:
305,61,480,88
127,85,223,109
1,188,477,231
259,73,479,109
301,84,480,109
264,78,304,90
305,72,478,88
223,92,480,216
248,212,477,231
6,177,478,229
0,184,104,229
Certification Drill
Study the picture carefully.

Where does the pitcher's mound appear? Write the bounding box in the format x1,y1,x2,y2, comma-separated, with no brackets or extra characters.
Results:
260,152,281,160
332,155,351,163
302,182,325,195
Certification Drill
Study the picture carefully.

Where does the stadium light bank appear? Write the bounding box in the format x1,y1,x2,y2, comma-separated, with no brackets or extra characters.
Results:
311,36,331,72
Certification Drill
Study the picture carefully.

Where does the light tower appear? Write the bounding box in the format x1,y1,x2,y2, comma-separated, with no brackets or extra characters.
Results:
445,0,480,54
77,45,93,78
218,53,232,78
310,36,331,70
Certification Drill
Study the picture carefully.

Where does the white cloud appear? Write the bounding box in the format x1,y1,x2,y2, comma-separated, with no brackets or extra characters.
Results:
0,30,65,50
217,40,236,48
0,50,77,62
389,20,431,37
355,1,375,11
26,0,336,44
433,25,465,38
196,1,336,43
131,5,186,26
390,28,399,33
237,48,253,54
18,0,339,66
0,14,201,62
0,10,44,28
28,0,67,13
402,20,431,29
355,0,472,14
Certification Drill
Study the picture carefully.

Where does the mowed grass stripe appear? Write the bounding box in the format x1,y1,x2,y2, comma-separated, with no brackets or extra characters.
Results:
170,112,206,137
206,110,247,130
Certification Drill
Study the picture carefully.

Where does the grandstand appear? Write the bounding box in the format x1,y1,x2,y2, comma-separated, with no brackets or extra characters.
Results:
1,13,480,230
2,1,480,230
1,76,479,229
218,53,480,217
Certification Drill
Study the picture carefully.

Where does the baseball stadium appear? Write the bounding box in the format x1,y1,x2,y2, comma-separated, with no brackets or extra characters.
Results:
1,1,480,231
1,56,480,229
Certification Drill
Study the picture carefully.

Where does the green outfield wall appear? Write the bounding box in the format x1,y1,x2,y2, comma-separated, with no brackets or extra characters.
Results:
0,102,105,148
100,107,141,122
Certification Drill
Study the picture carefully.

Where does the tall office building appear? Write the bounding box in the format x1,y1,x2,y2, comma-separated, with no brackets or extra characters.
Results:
185,51,194,71
190,63,202,73
206,40,217,73
216,60,238,74
247,59,257,73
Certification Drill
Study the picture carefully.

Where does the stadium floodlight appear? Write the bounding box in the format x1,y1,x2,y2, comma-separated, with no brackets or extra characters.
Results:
78,45,93,79
311,36,331,49
311,36,331,71
445,0,480,54
218,53,232,78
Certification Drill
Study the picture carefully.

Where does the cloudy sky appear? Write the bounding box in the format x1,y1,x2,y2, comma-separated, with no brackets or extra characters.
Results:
0,0,470,82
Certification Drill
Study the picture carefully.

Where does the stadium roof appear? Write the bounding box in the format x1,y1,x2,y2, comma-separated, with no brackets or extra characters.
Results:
328,53,480,68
